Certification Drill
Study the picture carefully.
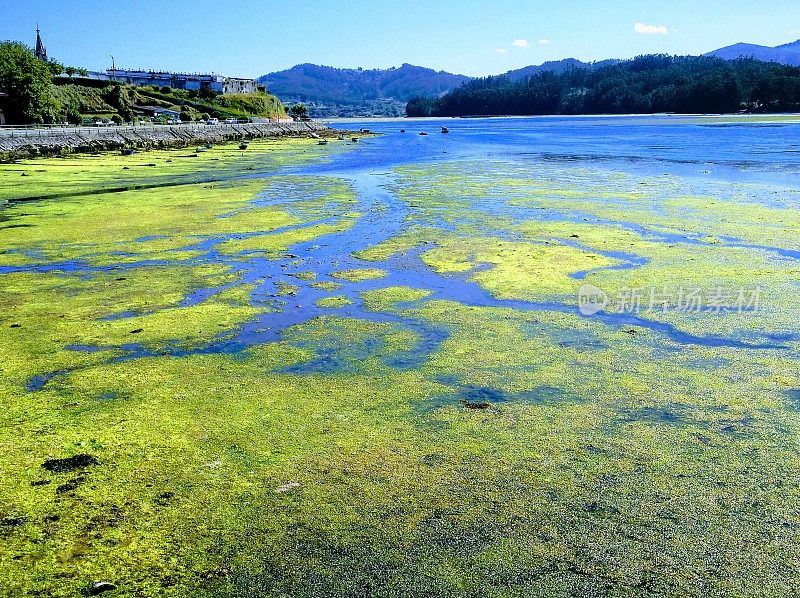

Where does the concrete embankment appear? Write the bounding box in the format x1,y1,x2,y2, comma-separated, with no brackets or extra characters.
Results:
0,122,336,161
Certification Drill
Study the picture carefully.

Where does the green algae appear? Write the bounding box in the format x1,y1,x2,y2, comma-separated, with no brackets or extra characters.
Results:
218,219,357,255
315,295,352,308
361,286,434,311
275,281,300,296
2,131,800,597
330,267,389,282
0,138,346,202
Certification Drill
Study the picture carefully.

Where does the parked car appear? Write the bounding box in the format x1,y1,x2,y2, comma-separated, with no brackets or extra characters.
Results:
224,118,237,124
207,118,219,125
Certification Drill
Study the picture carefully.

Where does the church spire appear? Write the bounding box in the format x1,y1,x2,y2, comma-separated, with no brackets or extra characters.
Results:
35,25,47,61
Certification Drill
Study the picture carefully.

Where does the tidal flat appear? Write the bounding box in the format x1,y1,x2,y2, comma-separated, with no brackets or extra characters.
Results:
1,117,800,597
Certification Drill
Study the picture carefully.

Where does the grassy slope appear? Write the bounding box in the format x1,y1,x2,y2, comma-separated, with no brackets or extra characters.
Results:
50,79,287,121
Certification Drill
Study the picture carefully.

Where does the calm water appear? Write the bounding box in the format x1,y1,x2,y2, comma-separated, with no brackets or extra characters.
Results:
323,115,800,189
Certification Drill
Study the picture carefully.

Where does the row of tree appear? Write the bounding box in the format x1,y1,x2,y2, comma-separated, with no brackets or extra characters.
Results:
407,55,800,117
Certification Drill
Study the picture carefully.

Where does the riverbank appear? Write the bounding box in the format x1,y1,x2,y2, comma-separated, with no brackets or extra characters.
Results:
0,122,338,162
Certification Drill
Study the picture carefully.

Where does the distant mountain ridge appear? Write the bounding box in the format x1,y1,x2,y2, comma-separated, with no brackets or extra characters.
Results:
705,39,800,66
259,39,800,117
256,63,469,117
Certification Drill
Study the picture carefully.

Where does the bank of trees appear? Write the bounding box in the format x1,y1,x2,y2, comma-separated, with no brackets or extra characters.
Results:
0,42,58,123
407,55,800,116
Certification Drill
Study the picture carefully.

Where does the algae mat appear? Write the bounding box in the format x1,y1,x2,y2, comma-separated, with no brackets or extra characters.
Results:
1,120,800,597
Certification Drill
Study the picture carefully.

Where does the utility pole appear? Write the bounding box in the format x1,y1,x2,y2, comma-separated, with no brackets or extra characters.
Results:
110,55,115,74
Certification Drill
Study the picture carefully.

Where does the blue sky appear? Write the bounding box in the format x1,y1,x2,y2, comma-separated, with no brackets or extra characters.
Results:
3,0,800,77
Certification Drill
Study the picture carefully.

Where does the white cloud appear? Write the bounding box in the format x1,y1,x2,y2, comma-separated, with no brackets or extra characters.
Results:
634,22,668,35
538,39,551,45
495,48,508,54
512,39,529,47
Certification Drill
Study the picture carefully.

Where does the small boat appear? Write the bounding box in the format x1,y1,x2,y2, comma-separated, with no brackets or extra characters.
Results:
351,137,359,142
239,143,249,150
120,148,135,156
318,139,329,145
400,129,406,133
196,146,208,152
441,126,449,134
419,131,428,136
204,143,213,149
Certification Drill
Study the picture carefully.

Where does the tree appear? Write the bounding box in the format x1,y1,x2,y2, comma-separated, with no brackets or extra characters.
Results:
198,86,218,101
65,105,82,124
0,41,56,123
289,103,309,118
64,66,77,78
46,58,64,77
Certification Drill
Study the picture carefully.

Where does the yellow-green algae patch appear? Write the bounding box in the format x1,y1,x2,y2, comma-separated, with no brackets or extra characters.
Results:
0,137,347,202
330,267,389,282
217,219,357,255
315,295,352,308
421,236,616,301
0,264,242,388
4,302,799,596
0,179,301,264
361,286,434,311
3,130,800,596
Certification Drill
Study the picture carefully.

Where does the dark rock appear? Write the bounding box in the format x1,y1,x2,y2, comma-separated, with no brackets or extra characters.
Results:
41,453,99,473
44,514,60,522
89,581,117,595
30,479,51,486
56,476,86,494
154,491,175,505
0,517,27,526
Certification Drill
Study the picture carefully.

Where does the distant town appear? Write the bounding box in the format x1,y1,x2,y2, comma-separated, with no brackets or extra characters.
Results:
0,28,295,127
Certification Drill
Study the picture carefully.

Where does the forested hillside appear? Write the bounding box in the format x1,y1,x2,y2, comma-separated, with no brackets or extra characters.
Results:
258,63,469,117
407,55,800,116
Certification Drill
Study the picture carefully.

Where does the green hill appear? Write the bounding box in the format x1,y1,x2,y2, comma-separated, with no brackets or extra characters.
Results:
409,55,800,117
257,63,469,117
50,77,287,123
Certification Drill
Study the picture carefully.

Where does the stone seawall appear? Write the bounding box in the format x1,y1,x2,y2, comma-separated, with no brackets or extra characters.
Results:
0,122,334,161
